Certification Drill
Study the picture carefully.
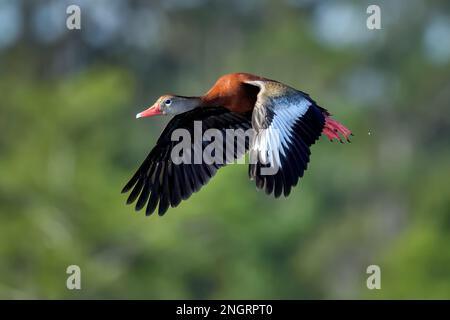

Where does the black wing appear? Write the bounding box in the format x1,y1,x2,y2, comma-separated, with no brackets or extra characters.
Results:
246,81,325,197
122,107,252,216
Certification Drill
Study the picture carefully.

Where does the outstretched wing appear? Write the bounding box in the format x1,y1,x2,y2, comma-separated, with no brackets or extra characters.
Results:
122,107,252,216
246,80,325,197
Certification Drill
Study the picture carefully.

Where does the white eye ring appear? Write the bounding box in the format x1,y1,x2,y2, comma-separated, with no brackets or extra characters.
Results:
164,99,172,106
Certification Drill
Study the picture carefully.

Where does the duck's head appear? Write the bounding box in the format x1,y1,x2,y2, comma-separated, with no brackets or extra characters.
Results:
136,95,201,118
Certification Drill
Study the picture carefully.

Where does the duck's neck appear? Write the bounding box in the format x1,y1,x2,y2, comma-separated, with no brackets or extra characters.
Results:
171,96,204,114
183,96,204,109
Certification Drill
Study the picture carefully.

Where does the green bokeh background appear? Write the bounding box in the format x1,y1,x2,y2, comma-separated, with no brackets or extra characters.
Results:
0,0,449,299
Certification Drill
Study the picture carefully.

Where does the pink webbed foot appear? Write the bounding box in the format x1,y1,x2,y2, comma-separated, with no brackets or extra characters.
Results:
322,116,352,143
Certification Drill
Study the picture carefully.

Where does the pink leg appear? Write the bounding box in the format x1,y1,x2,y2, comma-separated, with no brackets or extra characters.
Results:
322,116,352,142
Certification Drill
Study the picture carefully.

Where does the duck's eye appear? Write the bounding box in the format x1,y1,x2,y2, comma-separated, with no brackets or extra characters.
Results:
164,99,172,106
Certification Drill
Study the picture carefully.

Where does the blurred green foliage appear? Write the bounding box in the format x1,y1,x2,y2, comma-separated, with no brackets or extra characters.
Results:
0,0,449,299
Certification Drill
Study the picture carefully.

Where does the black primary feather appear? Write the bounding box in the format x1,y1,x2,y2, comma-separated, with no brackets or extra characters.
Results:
123,107,252,216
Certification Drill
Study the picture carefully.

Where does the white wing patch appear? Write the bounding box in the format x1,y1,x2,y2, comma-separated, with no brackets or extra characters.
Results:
252,98,311,168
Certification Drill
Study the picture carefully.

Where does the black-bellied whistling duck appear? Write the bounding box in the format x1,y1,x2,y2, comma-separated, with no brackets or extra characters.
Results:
122,73,352,216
